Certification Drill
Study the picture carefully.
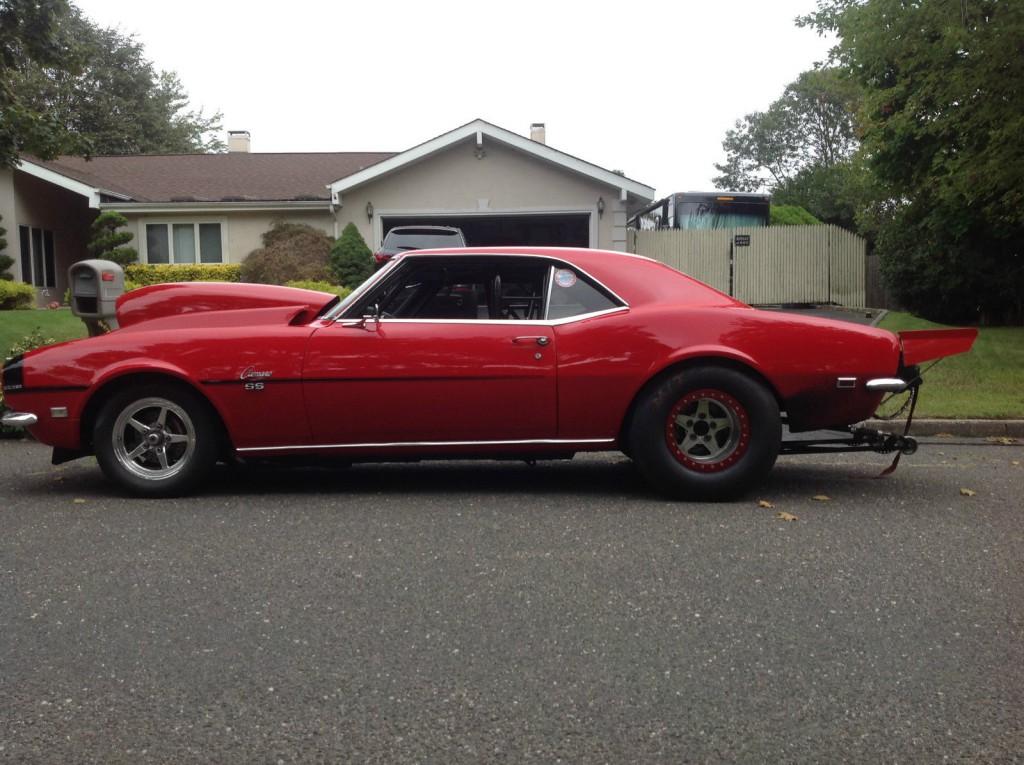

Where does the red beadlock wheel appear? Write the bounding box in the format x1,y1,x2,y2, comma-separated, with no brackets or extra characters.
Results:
665,388,751,472
628,366,781,501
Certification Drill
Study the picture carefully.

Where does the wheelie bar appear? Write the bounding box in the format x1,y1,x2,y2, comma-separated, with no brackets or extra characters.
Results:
780,426,918,456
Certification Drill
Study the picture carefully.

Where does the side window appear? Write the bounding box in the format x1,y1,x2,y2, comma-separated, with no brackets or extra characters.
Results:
359,258,548,320
546,267,619,320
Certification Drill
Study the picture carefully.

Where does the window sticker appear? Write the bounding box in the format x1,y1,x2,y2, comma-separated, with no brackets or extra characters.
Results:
554,269,577,288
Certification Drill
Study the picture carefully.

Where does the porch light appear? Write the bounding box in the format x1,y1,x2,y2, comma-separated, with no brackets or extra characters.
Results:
366,201,374,222
597,196,605,218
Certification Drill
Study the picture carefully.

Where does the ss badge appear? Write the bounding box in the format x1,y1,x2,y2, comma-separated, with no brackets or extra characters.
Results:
244,382,265,391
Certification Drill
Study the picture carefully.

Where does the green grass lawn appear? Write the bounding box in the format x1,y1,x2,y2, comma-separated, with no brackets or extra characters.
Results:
0,308,87,358
878,311,1024,418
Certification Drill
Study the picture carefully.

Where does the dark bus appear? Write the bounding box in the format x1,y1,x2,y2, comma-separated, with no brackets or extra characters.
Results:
628,191,771,231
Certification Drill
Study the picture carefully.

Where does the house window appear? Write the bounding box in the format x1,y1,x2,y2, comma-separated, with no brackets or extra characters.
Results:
145,222,224,264
18,225,56,288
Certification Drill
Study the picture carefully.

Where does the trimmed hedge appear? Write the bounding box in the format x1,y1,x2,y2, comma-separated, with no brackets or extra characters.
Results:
0,280,36,310
124,263,243,288
770,205,822,226
285,280,353,299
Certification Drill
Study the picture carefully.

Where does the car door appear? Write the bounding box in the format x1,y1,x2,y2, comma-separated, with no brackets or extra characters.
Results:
303,256,556,446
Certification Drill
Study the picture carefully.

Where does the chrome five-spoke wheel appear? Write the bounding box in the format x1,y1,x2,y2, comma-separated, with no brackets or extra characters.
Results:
112,397,196,480
95,383,219,496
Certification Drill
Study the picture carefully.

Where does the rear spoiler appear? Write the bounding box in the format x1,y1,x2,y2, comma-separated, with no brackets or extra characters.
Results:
899,328,978,366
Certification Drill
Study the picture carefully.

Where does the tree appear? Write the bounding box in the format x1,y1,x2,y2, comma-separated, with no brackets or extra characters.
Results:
241,222,333,285
87,211,137,267
713,68,861,193
0,0,74,167
771,161,872,231
1,1,223,166
800,0,1024,323
0,212,13,279
11,5,223,156
329,223,373,288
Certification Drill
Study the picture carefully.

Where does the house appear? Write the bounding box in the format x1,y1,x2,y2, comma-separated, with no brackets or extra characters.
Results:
0,119,656,302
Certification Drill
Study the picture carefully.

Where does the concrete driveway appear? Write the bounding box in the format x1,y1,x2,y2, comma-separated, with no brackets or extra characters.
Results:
1,439,1021,762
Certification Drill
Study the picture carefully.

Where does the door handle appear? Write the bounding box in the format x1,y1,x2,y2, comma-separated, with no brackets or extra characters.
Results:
512,336,550,346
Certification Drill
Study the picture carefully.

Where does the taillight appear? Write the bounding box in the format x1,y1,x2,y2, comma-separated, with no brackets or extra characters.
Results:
373,252,389,264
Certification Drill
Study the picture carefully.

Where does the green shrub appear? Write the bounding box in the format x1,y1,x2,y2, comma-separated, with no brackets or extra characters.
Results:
329,222,373,288
285,280,353,299
241,222,334,285
770,205,822,226
88,211,138,267
124,263,242,287
0,280,36,310
1,329,57,438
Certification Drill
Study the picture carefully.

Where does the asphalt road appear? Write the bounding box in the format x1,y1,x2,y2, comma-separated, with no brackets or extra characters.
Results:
1,438,1022,763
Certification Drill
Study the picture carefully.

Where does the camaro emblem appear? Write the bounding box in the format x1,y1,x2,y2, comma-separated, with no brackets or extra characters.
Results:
240,367,274,381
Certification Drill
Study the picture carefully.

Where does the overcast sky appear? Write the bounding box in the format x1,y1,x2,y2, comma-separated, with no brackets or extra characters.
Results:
74,0,833,197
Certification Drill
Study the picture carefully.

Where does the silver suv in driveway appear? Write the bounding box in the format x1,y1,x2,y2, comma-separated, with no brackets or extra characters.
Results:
374,226,466,266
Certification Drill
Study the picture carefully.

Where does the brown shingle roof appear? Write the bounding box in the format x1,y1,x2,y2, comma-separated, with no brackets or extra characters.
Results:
28,152,397,203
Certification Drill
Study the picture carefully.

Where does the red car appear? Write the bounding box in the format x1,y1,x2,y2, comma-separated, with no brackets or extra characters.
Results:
1,247,976,499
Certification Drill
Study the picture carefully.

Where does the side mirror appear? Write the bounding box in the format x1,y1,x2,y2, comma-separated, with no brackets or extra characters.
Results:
362,303,381,331
340,303,381,331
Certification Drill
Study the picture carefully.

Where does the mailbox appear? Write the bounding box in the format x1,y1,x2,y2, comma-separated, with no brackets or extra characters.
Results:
68,259,124,334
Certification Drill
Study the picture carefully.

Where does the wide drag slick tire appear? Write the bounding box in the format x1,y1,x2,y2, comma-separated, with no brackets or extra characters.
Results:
628,366,781,501
94,383,219,497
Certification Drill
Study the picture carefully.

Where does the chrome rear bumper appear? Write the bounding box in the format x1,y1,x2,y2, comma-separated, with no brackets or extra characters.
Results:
866,378,909,393
1,411,38,428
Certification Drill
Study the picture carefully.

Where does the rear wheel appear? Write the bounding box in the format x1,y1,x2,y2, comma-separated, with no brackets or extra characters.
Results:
628,366,780,501
94,383,220,497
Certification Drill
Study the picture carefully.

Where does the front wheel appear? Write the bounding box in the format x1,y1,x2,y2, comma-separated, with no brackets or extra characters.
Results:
628,366,781,501
94,384,220,497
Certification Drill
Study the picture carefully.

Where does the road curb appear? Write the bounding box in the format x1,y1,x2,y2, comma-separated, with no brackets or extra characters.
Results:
864,419,1024,438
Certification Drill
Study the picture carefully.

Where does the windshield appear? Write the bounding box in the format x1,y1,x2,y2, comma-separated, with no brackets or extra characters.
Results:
383,229,464,252
322,258,402,320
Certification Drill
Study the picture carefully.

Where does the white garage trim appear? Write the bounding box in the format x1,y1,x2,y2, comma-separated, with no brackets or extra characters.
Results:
373,206,598,249
329,119,656,204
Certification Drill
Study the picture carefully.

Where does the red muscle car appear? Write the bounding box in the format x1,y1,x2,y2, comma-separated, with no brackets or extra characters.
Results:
1,247,977,499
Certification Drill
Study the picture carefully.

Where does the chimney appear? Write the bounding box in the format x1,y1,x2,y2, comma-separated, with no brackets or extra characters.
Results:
228,130,251,153
530,123,546,144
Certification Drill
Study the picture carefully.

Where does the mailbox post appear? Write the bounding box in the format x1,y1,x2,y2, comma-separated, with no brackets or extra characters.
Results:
68,259,125,336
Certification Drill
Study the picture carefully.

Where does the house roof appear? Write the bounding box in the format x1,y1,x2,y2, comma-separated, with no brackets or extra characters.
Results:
23,152,396,204
329,119,657,203
17,119,656,209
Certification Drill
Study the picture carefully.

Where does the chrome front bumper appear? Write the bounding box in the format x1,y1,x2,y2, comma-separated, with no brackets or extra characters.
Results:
866,378,910,393
1,411,38,428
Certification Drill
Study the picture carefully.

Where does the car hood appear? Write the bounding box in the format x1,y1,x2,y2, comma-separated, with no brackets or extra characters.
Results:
115,282,337,329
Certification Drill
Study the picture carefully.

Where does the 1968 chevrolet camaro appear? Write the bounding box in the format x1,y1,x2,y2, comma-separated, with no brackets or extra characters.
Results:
1,247,976,499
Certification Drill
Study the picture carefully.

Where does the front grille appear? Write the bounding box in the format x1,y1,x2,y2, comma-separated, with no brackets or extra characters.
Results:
1,354,25,392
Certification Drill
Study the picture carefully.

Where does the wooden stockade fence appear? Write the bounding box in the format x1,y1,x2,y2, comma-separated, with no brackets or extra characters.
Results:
628,224,867,307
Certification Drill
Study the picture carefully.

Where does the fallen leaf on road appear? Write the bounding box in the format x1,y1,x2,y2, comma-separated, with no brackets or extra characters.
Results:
72,498,86,504
1012,460,1021,466
959,488,977,497
812,494,831,501
986,436,1017,445
776,512,798,522
758,499,775,508
935,432,955,439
